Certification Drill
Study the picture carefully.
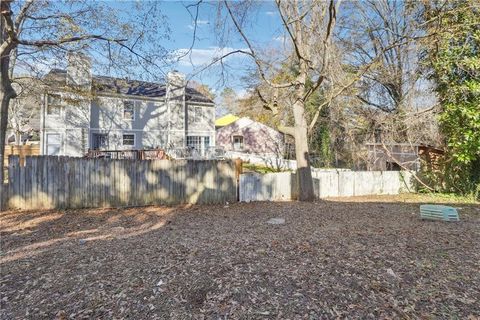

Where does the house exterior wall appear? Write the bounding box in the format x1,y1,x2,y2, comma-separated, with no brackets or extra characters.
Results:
41,92,216,156
216,118,284,155
39,59,215,157
186,103,216,146
89,95,169,150
41,91,90,157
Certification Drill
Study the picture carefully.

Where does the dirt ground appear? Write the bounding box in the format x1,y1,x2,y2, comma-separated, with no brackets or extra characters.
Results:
1,195,479,319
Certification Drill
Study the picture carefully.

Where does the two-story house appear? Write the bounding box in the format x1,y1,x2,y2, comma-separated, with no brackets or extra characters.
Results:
40,53,215,157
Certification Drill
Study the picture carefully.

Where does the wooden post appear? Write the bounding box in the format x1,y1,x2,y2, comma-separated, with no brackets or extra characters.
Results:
234,158,243,180
9,155,20,209
234,158,242,202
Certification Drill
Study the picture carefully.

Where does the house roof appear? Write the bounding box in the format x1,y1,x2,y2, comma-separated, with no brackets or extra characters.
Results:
215,114,240,127
217,117,282,136
45,69,214,104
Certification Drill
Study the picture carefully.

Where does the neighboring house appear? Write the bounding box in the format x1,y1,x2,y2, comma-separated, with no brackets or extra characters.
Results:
7,78,42,145
216,117,285,155
216,117,297,170
366,143,444,171
39,53,215,157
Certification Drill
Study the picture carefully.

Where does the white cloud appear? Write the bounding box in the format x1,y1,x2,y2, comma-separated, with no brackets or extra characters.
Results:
273,35,288,43
14,55,64,76
174,47,249,67
265,11,276,16
186,19,209,30
235,88,249,99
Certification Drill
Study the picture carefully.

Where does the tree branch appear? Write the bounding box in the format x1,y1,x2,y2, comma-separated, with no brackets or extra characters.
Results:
0,0,16,54
380,142,434,191
302,0,338,102
17,35,128,47
176,0,203,64
223,1,293,89
275,0,304,62
14,0,34,33
307,38,411,133
278,125,295,136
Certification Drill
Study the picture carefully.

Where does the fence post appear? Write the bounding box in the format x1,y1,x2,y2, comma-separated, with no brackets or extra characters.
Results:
234,158,243,201
8,156,20,209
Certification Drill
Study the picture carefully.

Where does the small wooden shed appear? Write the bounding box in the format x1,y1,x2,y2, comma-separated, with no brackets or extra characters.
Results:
366,143,444,171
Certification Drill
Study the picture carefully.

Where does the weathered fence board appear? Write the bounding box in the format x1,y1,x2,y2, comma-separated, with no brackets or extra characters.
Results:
239,172,296,202
5,156,237,210
240,170,413,202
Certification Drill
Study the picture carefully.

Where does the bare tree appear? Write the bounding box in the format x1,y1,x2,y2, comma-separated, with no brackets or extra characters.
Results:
211,0,341,201
338,0,438,142
211,1,418,199
8,78,42,145
218,87,239,116
0,0,169,206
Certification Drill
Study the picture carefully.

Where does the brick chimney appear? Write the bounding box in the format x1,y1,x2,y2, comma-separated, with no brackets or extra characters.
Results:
166,71,186,101
166,71,186,146
66,52,92,89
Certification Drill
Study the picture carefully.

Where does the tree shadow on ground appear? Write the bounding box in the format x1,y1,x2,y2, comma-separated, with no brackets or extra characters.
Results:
0,205,180,262
1,195,478,263
1,198,479,319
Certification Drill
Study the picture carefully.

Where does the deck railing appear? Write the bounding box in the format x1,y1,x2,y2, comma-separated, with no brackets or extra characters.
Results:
85,149,168,160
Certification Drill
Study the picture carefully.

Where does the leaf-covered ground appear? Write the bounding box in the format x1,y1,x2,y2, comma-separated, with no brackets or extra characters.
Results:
1,195,479,319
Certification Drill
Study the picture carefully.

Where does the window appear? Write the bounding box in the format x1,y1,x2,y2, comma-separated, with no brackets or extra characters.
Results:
188,106,204,124
187,136,210,156
233,135,244,151
92,133,108,150
47,94,62,116
123,134,135,146
186,136,202,150
195,107,203,122
46,133,61,155
123,101,135,120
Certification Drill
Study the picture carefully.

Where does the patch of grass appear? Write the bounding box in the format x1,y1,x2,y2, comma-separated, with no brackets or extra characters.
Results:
398,192,479,204
242,163,287,174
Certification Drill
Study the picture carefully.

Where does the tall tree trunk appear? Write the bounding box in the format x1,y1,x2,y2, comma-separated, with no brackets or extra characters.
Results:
292,78,315,201
0,45,16,210
0,89,15,209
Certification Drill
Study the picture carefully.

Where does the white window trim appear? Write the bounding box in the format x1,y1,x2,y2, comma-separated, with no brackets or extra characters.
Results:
45,132,62,155
122,133,136,147
46,94,62,117
123,100,135,121
187,135,210,155
233,135,244,151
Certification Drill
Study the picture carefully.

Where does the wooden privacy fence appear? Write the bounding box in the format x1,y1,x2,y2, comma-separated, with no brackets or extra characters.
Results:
4,144,40,167
239,170,414,202
5,156,237,210
239,172,296,202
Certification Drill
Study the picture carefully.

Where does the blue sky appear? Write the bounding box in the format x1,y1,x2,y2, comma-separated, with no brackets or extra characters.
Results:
16,0,287,98
157,1,286,96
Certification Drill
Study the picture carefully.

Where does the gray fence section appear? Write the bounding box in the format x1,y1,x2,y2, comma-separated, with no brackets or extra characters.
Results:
239,172,296,202
239,171,413,202
6,156,237,210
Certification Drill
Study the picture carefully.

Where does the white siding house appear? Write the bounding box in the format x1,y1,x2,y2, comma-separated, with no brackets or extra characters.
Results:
40,53,215,157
